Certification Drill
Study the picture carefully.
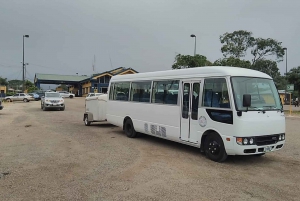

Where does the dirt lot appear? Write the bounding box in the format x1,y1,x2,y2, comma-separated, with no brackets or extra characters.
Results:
0,98,299,201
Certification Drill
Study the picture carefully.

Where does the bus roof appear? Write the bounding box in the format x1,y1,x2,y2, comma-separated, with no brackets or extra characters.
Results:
110,66,271,82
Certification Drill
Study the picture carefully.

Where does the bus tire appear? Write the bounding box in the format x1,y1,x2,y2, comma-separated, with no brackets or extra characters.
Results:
124,118,137,138
84,115,91,126
204,132,227,162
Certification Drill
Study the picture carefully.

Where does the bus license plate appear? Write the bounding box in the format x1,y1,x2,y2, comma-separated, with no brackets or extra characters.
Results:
264,146,272,152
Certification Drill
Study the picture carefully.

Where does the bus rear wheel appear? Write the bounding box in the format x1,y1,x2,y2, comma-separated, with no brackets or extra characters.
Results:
124,118,137,138
204,132,227,162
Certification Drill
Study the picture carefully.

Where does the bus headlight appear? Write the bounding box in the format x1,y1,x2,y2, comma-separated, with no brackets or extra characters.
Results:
236,137,255,145
279,135,282,141
282,134,285,140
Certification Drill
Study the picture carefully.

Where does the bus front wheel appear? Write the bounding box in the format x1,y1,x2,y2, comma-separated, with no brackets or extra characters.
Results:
124,118,137,138
204,132,227,162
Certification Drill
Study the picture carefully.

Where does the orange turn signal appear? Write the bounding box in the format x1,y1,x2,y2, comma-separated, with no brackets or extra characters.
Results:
236,137,243,145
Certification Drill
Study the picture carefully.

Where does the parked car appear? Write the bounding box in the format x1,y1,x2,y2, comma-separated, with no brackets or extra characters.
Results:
5,93,34,102
57,91,75,98
36,92,45,99
0,99,3,110
41,92,65,111
28,93,41,101
86,93,103,98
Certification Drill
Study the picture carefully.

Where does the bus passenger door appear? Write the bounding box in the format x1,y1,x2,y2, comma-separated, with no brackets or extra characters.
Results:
180,81,201,143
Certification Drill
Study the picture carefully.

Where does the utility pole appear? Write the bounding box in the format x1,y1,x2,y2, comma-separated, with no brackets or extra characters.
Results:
22,35,29,92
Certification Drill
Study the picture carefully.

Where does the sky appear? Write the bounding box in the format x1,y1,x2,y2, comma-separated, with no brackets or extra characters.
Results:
1,0,299,87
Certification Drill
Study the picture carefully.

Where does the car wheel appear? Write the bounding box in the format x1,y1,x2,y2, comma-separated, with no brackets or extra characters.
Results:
23,98,28,102
204,132,227,162
41,103,43,109
69,95,73,98
124,118,138,138
42,105,47,111
6,98,11,102
84,115,91,126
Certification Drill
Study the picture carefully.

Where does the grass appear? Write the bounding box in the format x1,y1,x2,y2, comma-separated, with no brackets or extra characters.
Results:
284,110,300,116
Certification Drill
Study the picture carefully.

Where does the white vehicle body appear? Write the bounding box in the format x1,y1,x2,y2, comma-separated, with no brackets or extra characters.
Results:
106,66,286,162
86,93,103,99
41,92,65,111
5,93,34,102
83,94,107,126
58,91,75,98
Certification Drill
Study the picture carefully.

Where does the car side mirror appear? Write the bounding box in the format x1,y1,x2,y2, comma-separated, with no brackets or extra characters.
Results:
243,94,251,107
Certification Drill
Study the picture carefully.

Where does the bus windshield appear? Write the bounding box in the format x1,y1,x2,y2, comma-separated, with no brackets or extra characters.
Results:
231,77,282,111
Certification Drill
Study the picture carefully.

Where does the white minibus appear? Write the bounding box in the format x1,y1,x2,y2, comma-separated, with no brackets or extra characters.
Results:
106,66,285,162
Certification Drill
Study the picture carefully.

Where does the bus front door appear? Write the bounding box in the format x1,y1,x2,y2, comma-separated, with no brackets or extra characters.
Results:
180,81,201,143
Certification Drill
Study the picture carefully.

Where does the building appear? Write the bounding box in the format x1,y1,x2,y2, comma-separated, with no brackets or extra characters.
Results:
34,67,138,97
75,67,137,96
278,90,292,105
0,85,6,98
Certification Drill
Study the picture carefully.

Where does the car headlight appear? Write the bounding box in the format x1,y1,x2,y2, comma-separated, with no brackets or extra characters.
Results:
279,135,282,141
249,138,254,145
282,134,285,140
243,138,248,145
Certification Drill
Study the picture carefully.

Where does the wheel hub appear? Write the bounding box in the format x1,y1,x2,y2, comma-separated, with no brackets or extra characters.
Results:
208,141,220,155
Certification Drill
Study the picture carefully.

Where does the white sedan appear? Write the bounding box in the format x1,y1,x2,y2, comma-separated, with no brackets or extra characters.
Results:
57,91,75,98
5,93,34,102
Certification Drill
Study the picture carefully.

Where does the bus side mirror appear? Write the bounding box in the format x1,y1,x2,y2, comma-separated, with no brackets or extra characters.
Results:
243,94,251,107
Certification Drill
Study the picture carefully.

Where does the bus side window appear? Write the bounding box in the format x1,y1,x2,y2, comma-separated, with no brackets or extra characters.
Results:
202,78,230,109
152,80,179,105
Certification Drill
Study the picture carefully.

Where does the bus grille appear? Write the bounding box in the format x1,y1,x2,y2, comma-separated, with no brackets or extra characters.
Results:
255,135,278,146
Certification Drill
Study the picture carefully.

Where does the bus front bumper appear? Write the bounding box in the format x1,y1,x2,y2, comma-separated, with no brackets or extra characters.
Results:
222,135,285,156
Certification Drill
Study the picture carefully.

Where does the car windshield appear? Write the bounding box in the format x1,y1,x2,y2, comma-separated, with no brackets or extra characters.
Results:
231,77,282,111
46,93,60,98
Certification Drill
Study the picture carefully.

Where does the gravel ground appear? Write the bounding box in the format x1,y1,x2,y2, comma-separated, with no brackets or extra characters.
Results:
0,98,299,201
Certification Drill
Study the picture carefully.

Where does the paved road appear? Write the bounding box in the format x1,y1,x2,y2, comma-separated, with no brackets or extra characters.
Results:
0,98,299,201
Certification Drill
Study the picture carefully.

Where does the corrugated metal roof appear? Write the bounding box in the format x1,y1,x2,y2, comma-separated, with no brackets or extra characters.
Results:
35,73,89,82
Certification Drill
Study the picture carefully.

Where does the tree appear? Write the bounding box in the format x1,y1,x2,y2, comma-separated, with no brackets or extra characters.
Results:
213,57,252,68
8,80,22,89
220,30,255,58
61,84,68,91
219,30,285,65
287,66,300,96
251,38,285,64
172,54,212,69
0,77,8,86
25,80,38,93
251,59,281,80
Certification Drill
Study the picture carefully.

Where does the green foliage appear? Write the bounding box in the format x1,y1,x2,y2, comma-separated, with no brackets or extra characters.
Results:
25,80,38,93
0,77,8,86
213,57,251,68
5,92,14,96
61,84,68,91
273,76,287,90
216,30,285,85
251,59,281,80
219,30,284,64
220,30,255,58
172,54,212,69
8,80,22,89
251,38,285,64
287,66,300,95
